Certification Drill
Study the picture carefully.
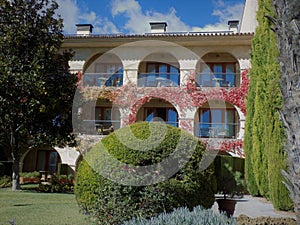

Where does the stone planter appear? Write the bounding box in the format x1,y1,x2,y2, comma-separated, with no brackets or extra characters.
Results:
19,177,40,184
58,178,73,184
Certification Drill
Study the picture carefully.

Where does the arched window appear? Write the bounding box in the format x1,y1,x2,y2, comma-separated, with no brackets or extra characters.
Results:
144,107,178,127
138,62,179,87
196,62,237,87
196,108,239,138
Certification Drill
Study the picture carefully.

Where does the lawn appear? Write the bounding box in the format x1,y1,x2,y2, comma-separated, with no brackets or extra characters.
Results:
0,187,89,225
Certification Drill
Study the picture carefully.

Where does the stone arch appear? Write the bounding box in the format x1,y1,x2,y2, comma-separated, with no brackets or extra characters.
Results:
75,154,83,172
82,53,124,87
21,147,62,174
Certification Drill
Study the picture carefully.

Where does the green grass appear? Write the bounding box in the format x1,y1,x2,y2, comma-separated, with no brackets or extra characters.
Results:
0,187,89,225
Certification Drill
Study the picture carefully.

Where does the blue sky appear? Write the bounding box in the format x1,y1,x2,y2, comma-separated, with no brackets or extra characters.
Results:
56,0,246,34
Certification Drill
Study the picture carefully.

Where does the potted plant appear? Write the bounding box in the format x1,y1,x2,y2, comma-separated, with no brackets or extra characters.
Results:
19,171,40,184
215,162,239,217
56,174,74,184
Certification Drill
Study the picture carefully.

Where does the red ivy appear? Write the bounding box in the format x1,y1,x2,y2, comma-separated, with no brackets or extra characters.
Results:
79,70,249,154
186,69,249,114
202,139,244,158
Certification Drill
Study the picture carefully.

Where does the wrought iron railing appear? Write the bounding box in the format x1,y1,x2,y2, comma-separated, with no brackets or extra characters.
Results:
83,73,123,87
195,123,239,138
138,73,180,87
81,120,121,135
195,73,240,87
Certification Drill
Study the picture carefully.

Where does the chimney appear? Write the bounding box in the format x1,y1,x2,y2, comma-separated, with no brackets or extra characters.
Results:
228,20,239,33
76,24,93,36
149,22,168,33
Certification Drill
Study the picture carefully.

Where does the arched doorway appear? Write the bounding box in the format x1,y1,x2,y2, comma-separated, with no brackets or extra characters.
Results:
83,53,123,87
22,148,61,174
94,98,121,134
80,98,121,135
196,52,240,87
138,52,180,87
195,101,240,138
136,98,178,127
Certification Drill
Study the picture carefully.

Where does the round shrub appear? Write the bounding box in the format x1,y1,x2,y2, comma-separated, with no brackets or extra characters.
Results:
75,122,216,225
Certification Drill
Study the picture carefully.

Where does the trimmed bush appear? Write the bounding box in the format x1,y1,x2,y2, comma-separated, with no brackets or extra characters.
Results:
122,206,236,225
236,215,296,225
0,176,11,188
75,122,216,225
38,174,74,193
20,171,40,178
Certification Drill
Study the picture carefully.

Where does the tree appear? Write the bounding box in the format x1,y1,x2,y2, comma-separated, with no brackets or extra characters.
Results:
0,0,77,191
272,0,300,222
244,0,292,210
244,45,260,196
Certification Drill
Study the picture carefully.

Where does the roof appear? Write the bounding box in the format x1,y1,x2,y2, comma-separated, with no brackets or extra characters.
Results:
64,31,254,39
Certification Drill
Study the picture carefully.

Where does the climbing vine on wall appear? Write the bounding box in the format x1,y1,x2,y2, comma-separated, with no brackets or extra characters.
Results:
187,69,249,114
78,70,249,152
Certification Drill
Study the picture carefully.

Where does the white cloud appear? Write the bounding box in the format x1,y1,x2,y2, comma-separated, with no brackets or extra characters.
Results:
111,0,142,17
79,11,119,34
55,0,244,34
147,8,190,32
193,0,244,32
56,0,119,34
56,0,79,34
111,0,190,33
110,0,244,34
212,0,244,22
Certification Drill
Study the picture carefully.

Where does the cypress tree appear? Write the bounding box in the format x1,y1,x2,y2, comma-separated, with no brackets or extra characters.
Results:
252,79,269,196
244,0,292,210
244,31,260,196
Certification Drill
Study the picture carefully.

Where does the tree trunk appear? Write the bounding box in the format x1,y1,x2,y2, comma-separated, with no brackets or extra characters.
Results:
11,132,20,191
11,157,20,191
272,0,300,223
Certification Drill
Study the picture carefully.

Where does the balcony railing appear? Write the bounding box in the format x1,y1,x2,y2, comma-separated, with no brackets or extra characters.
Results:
83,73,123,87
195,123,239,138
138,73,180,87
81,120,121,135
195,73,240,87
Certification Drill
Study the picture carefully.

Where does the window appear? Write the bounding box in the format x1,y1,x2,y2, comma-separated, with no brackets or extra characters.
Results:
84,63,123,87
196,108,238,138
95,107,113,129
138,63,180,87
196,62,237,87
95,107,120,130
145,107,178,127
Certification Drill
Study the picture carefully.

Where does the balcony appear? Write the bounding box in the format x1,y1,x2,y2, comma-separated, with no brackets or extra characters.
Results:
81,120,121,135
195,123,239,138
138,73,180,87
83,73,123,87
195,73,240,87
